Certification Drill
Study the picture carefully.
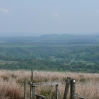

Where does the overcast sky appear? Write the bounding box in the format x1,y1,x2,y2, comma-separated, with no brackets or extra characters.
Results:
0,0,99,36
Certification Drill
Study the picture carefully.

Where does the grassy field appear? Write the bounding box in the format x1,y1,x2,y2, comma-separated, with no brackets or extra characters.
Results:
0,60,18,65
0,70,99,99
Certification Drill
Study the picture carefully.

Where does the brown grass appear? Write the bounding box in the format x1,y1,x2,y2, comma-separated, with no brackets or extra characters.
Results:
0,70,99,99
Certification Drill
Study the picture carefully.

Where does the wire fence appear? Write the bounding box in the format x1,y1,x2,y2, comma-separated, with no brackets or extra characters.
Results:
0,70,87,99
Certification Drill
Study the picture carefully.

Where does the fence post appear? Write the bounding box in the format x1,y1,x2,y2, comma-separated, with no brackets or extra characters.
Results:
56,84,58,99
33,85,35,99
63,77,71,99
30,70,35,99
24,79,27,99
70,79,75,99
30,82,33,99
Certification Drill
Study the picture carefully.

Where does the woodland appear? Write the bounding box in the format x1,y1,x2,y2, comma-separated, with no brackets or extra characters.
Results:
0,34,99,72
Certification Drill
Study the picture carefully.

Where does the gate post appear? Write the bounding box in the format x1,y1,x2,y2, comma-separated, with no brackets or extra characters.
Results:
30,70,35,99
30,82,33,99
70,79,75,99
63,77,71,99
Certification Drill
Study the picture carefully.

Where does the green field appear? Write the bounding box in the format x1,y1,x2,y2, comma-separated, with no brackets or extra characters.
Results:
0,60,18,65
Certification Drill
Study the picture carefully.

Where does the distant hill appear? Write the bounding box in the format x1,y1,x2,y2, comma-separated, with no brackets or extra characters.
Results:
0,34,99,44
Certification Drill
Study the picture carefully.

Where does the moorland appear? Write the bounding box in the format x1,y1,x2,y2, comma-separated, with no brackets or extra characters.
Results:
0,70,99,99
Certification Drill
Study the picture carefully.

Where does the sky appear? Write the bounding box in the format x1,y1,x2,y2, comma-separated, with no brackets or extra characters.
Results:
0,0,99,36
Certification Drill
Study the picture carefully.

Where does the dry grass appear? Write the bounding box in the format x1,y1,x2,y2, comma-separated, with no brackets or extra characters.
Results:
0,70,99,99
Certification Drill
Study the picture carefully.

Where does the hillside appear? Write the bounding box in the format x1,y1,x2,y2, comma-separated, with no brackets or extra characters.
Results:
0,34,99,72
1,34,99,44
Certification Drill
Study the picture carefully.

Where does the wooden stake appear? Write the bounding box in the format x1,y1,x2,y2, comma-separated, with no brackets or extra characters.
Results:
30,69,35,99
70,79,75,99
63,77,71,99
56,84,58,99
24,79,27,99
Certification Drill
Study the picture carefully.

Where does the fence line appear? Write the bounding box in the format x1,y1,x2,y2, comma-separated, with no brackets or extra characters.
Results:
33,81,62,86
63,77,86,99
24,70,87,99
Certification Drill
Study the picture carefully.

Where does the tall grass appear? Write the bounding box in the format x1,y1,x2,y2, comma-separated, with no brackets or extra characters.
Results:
0,70,99,99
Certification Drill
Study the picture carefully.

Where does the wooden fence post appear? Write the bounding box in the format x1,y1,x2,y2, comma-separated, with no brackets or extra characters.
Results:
30,82,35,99
30,82,33,99
33,85,35,99
30,70,35,99
63,77,71,99
24,79,27,99
55,84,58,99
31,69,33,83
70,79,75,99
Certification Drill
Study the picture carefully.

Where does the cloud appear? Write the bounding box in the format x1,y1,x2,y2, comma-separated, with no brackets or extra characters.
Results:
0,7,9,15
